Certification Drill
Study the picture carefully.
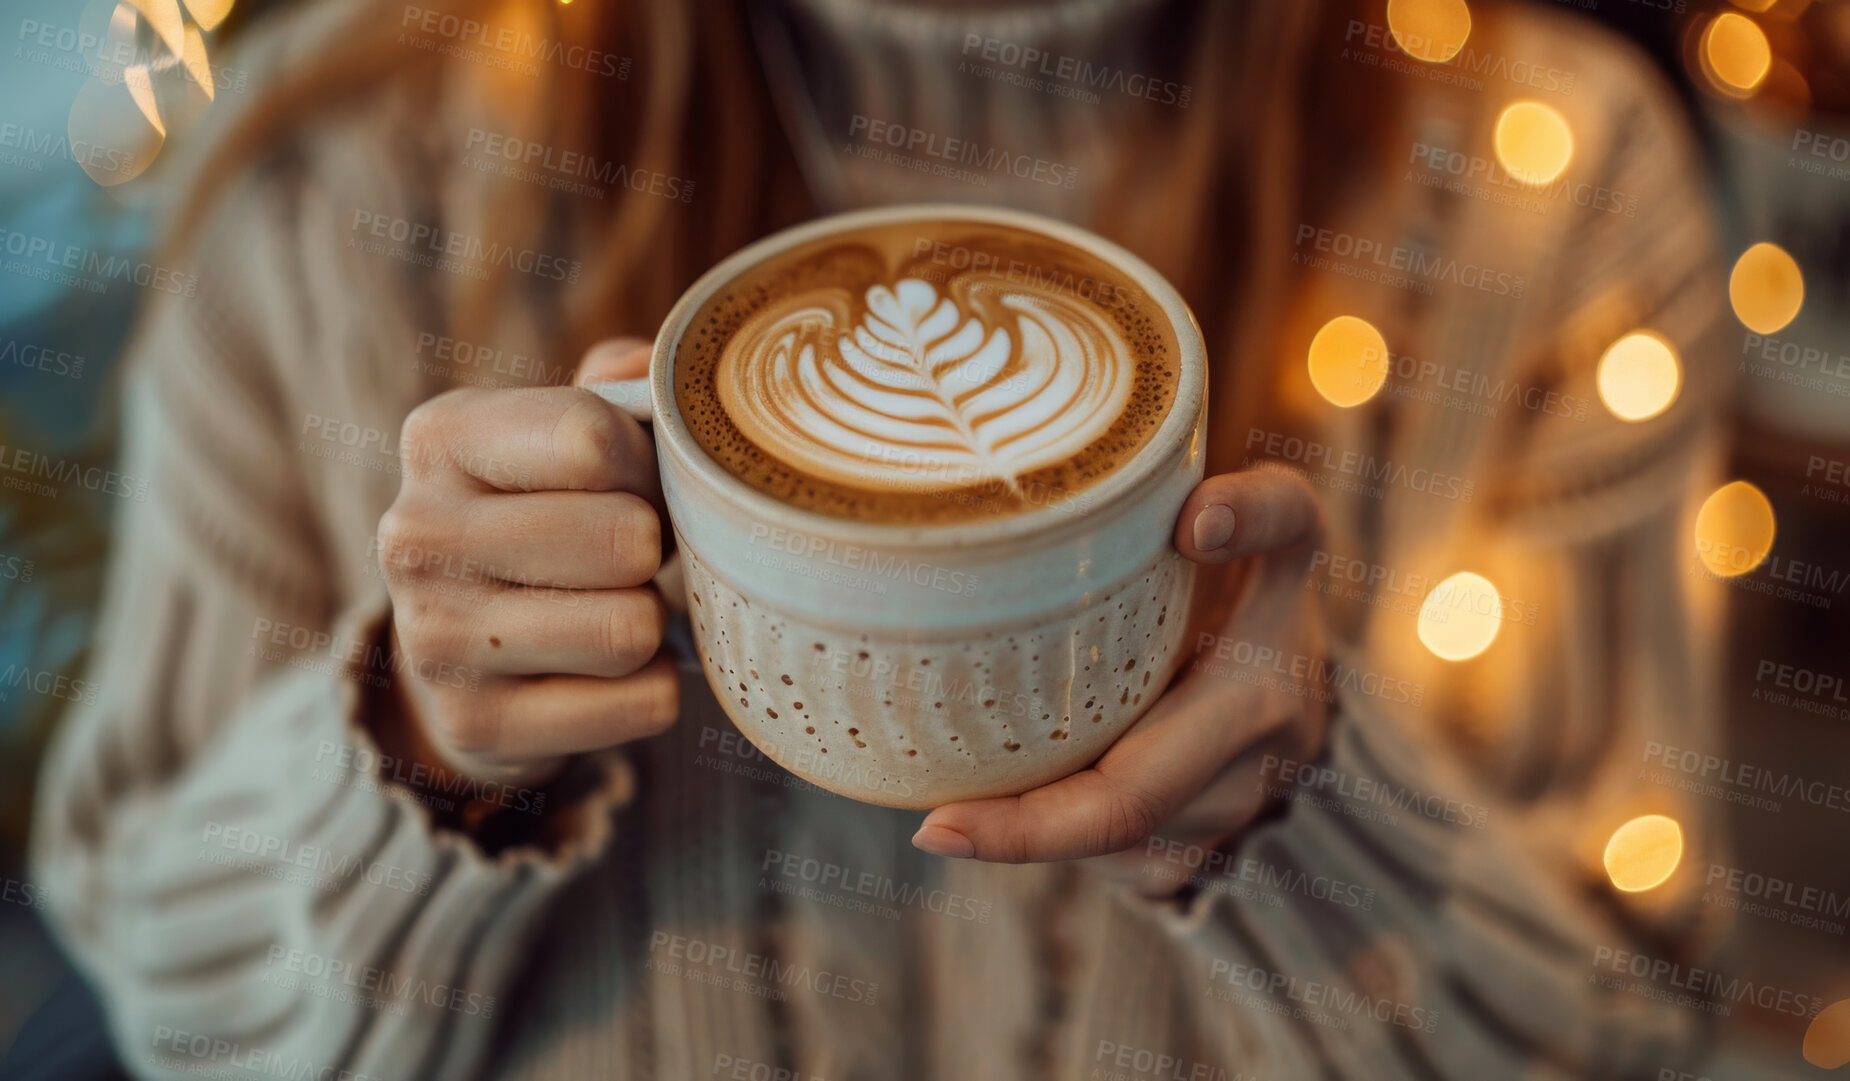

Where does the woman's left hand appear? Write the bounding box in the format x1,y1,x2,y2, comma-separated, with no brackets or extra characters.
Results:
911,466,1329,896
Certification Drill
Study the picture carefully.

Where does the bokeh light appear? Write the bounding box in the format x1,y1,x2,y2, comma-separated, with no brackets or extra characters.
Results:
1494,102,1574,186
1603,815,1683,892
1597,332,1681,422
1694,481,1776,578
1701,12,1772,95
1386,0,1472,64
1728,242,1804,334
1307,315,1391,408
1804,999,1850,1070
1417,572,1502,661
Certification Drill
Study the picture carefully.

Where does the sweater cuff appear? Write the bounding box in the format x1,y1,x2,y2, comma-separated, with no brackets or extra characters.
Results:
339,589,636,864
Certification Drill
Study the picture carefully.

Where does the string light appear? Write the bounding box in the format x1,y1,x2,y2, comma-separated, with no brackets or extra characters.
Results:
1494,102,1574,185
1701,12,1772,95
1729,242,1804,334
1694,481,1776,578
1386,0,1472,64
1307,315,1391,407
1597,332,1681,422
1417,572,1502,661
1804,999,1850,1070
1603,815,1683,892
67,0,235,186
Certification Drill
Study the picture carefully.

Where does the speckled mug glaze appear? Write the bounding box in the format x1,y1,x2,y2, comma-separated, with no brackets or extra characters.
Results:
650,205,1207,808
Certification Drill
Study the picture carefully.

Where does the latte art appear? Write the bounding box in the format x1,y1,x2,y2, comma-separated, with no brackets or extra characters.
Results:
677,220,1180,523
717,277,1134,492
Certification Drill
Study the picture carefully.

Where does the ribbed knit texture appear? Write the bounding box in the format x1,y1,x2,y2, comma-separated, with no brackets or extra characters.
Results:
32,2,1736,1079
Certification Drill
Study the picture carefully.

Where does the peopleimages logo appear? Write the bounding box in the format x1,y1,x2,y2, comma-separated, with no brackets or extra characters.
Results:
198,822,433,896
0,337,84,380
1262,754,1489,829
148,1028,386,1081
847,115,1081,190
1293,224,1526,298
0,443,149,502
1206,958,1440,1033
957,34,1192,108
1407,142,1638,217
1341,20,1577,95
1590,946,1824,1018
399,6,629,78
0,227,198,296
745,522,981,598
314,740,547,816
1640,740,1850,814
462,127,696,203
647,931,880,1005
263,945,497,1018
1244,428,1476,504
1363,344,1592,421
1093,1040,1256,1081
759,849,993,924
1751,659,1849,720
910,236,1133,310
413,331,566,387
1703,863,1850,935
14,18,252,94
694,724,921,803
1144,837,1377,911
1192,633,1427,706
348,211,583,283
0,121,135,175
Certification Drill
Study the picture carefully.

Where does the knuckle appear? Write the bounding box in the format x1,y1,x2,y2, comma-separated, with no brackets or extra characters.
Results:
402,609,465,667
390,594,437,653
599,591,665,661
1096,787,1167,855
400,391,468,476
553,393,628,485
606,497,663,578
627,670,681,738
376,506,431,581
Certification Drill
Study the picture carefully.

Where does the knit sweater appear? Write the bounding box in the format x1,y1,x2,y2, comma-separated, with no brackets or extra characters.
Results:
32,2,1735,1079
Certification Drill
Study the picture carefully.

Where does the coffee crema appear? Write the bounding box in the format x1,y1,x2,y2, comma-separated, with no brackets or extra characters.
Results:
676,221,1180,522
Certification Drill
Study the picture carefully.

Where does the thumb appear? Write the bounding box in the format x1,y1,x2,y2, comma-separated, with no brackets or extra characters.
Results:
573,336,654,388
1173,465,1323,638
1173,465,1321,566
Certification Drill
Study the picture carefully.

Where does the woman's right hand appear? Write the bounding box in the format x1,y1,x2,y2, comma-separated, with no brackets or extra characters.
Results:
377,338,679,787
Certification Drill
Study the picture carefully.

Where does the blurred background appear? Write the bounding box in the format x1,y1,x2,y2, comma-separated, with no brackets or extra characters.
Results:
2,0,1849,1077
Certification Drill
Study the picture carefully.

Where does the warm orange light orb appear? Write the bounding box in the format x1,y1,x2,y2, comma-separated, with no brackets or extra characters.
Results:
1702,13,1772,95
1386,0,1472,64
1307,316,1391,407
1597,332,1681,422
1603,815,1683,892
1729,242,1803,334
1805,999,1850,1070
1494,102,1573,186
1694,481,1776,578
1417,572,1502,661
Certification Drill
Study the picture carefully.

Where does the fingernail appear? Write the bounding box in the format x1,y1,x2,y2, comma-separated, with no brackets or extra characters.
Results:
911,824,975,859
1192,504,1236,552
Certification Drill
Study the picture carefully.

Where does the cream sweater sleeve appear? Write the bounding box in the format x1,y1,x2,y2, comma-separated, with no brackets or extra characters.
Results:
28,179,630,1081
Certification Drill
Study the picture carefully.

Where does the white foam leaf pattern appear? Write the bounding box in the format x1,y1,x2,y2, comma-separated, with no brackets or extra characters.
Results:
717,277,1134,493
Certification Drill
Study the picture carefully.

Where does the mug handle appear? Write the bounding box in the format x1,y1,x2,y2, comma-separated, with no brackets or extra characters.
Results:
587,377,653,424
587,378,687,615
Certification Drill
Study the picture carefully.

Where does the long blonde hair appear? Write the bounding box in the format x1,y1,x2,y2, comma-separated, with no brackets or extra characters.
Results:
170,0,1385,460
